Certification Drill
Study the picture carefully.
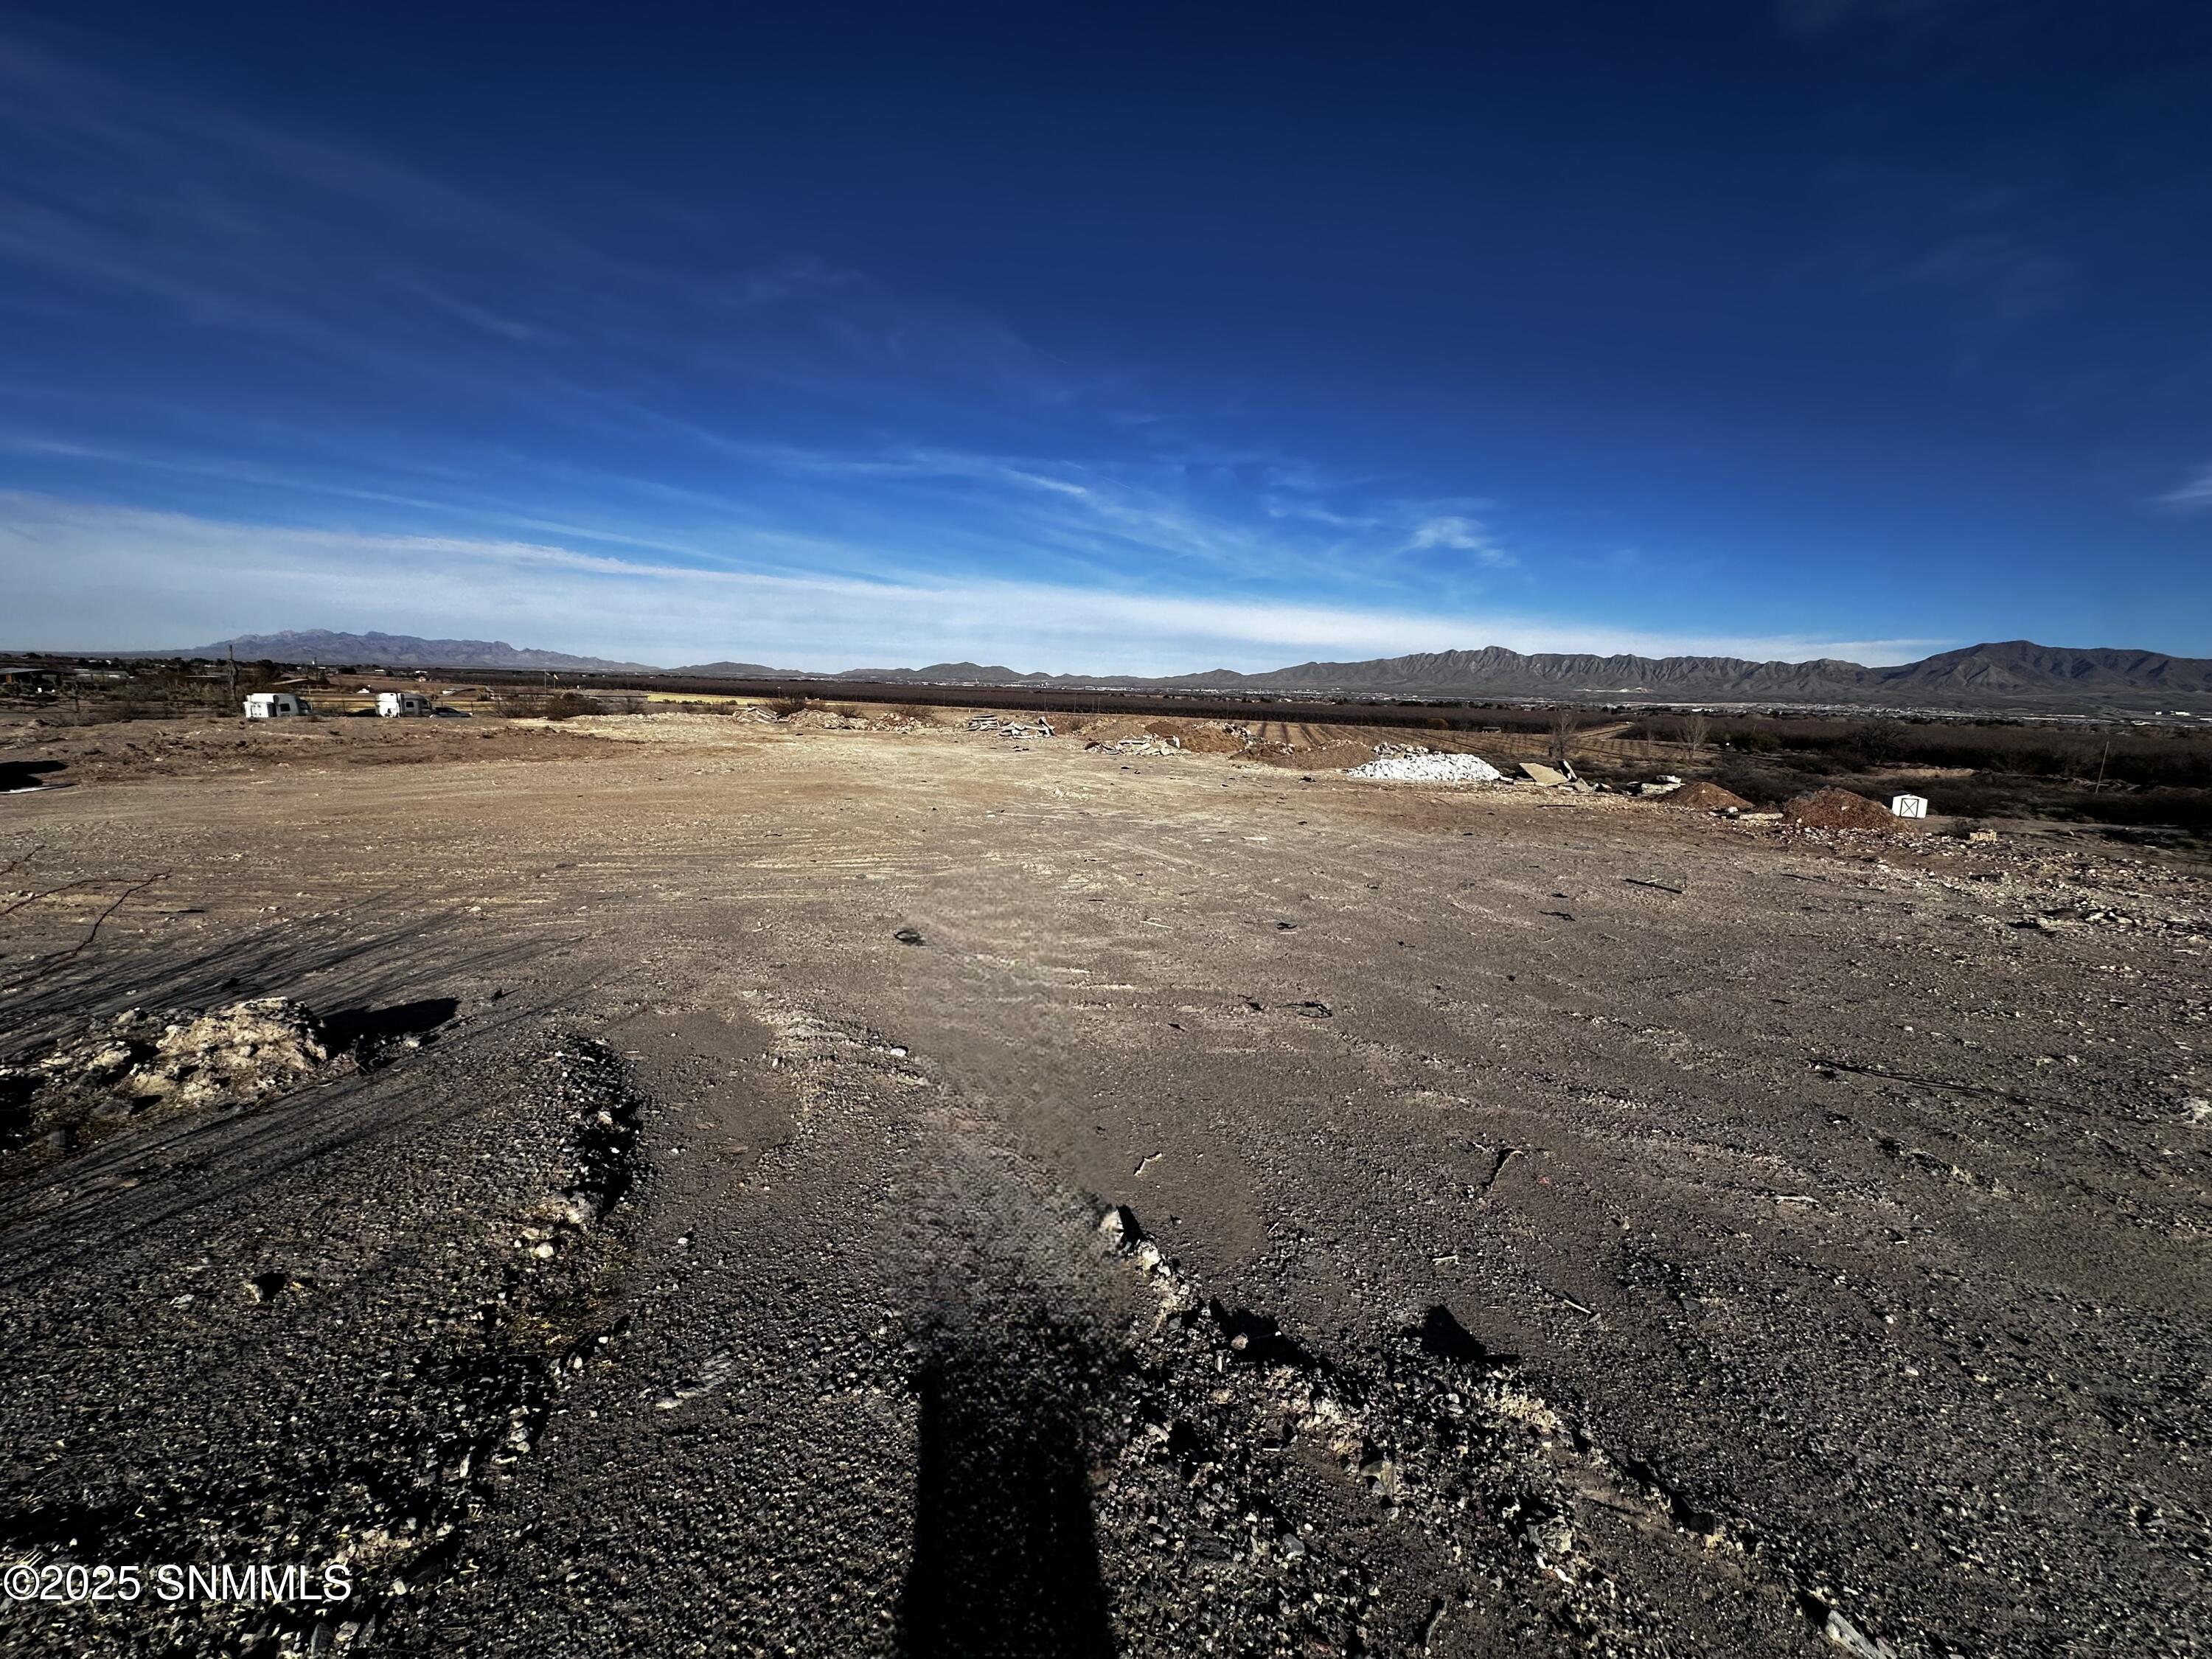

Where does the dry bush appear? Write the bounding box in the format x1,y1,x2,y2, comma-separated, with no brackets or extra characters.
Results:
1547,708,1579,764
765,695,810,717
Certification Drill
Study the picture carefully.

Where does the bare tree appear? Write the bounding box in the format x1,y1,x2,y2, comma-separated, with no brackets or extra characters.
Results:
1548,707,1578,765
1678,712,1710,759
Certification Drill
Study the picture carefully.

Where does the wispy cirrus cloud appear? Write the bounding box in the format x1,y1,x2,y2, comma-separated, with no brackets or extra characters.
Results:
2,493,1943,673
2155,465,2212,512
1406,515,1512,566
0,29,1579,654
7,27,2082,665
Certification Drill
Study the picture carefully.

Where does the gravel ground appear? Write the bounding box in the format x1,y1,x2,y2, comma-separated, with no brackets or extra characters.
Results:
0,713,2206,1657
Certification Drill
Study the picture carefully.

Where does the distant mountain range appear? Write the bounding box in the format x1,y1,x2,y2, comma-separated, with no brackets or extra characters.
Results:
1157,641,2212,709
132,631,2212,713
156,630,662,674
811,641,2212,712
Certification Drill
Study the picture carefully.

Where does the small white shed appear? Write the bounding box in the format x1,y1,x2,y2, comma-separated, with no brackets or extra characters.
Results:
244,692,313,719
378,691,434,717
1889,793,1929,818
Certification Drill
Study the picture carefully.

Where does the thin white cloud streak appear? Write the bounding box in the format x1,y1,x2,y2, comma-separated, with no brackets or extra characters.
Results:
1,494,1944,672
0,35,1537,604
2156,465,2212,512
554,420,1513,588
1407,515,1512,566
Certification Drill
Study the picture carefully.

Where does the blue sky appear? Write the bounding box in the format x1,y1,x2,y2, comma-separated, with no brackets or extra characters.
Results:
2,1,2208,671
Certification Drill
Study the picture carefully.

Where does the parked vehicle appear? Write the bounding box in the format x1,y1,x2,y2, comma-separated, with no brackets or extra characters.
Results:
378,691,434,717
243,692,315,719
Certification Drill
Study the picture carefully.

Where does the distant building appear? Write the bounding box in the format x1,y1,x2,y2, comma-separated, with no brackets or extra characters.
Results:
1889,793,1929,818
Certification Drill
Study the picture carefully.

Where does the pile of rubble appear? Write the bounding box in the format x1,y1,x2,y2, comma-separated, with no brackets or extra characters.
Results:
1346,745,1504,783
1,998,338,1155
1512,759,1600,790
966,714,1056,738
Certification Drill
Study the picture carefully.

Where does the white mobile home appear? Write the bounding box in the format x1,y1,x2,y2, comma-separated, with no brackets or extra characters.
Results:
378,691,434,717
243,692,314,720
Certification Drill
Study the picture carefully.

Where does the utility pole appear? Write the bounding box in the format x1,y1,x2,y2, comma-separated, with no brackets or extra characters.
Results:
2092,734,2110,796
226,644,237,701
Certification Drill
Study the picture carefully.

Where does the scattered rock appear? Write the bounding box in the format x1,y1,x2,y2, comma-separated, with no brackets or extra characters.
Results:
1098,1204,1146,1249
1820,1605,1899,1659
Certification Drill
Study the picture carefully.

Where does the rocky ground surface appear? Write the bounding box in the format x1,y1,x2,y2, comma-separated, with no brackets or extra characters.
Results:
0,710,2205,1657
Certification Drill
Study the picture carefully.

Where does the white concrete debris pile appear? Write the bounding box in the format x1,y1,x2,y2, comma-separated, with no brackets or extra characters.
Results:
966,714,1055,737
1346,745,1504,783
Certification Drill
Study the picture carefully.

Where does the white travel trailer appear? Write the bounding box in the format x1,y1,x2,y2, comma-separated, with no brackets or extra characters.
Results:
378,690,434,717
243,692,314,720
1889,793,1929,818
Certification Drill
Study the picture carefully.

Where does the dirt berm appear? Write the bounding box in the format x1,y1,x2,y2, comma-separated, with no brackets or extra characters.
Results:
1782,786,1897,830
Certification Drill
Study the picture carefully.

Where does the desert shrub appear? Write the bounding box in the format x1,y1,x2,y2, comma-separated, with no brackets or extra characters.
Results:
765,695,810,717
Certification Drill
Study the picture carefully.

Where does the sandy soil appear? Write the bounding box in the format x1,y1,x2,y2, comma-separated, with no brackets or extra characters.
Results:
0,712,2206,1658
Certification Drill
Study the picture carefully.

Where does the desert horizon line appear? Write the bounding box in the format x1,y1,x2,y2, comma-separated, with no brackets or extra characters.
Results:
19,629,2211,678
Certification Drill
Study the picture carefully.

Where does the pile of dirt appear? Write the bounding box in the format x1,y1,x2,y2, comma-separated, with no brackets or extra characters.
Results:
1161,721,1249,756
1659,781,1753,812
1782,787,1897,831
1252,740,1378,771
1,997,338,1155
1074,714,1161,744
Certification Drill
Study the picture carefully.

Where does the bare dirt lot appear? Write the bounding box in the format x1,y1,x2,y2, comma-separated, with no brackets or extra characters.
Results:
1,712,2207,1658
